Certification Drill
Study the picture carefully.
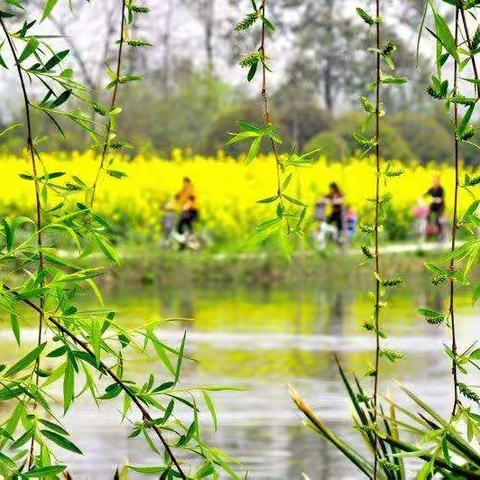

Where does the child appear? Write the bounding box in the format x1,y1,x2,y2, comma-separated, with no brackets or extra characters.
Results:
162,201,176,238
413,197,429,244
346,206,357,239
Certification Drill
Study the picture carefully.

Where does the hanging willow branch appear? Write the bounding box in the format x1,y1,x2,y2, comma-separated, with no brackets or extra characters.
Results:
372,0,382,475
419,0,480,426
228,0,320,253
89,1,152,207
90,0,126,206
0,17,47,469
259,0,288,231
2,284,187,479
354,4,407,477
449,2,461,415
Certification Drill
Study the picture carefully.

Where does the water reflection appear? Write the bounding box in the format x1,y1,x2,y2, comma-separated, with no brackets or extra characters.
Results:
0,281,476,478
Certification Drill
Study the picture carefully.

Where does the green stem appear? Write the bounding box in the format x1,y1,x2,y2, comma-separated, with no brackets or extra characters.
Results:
373,1,382,478
259,0,290,232
450,1,460,417
91,0,127,207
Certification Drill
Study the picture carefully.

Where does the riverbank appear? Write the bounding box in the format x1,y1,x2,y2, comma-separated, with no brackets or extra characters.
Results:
100,242,454,289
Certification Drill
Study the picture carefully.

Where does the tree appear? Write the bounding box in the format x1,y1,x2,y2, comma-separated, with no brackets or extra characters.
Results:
181,0,217,75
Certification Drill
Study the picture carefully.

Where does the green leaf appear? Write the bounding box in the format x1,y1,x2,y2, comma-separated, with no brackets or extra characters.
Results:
38,419,69,436
0,42,7,69
63,360,75,413
434,12,460,63
147,332,175,376
458,104,475,137
434,12,459,63
175,332,187,385
202,390,218,431
417,461,432,480
473,283,480,305
0,123,21,138
128,465,166,474
42,0,60,20
418,308,445,325
93,234,120,265
24,465,67,478
17,37,39,64
42,49,69,71
49,89,72,109
247,57,258,81
10,312,20,346
106,169,128,179
283,194,306,207
5,342,46,377
41,429,83,454
90,317,102,365
2,218,12,251
246,136,262,163
257,195,278,204
356,7,375,26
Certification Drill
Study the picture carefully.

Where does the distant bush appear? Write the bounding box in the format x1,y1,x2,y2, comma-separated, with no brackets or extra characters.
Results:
304,112,414,161
275,99,332,150
390,112,451,164
304,131,349,159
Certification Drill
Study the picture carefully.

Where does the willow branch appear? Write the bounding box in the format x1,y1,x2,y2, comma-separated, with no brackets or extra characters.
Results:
450,4,461,415
90,0,127,207
373,2,382,478
0,17,46,469
2,284,187,479
260,0,289,231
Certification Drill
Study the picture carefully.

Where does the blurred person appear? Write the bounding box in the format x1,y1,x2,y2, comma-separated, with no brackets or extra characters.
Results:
313,198,337,250
346,205,357,239
177,194,199,235
161,200,177,248
425,175,445,240
174,177,200,250
325,182,346,242
413,197,429,244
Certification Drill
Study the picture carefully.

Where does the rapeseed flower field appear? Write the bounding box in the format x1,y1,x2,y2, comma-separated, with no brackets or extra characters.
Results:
0,150,474,247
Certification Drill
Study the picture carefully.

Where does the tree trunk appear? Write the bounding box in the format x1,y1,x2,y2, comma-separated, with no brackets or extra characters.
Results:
204,0,215,75
323,0,335,114
163,0,174,101
324,57,333,114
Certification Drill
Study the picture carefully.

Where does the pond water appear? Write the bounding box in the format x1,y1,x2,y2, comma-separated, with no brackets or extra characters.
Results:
0,276,477,479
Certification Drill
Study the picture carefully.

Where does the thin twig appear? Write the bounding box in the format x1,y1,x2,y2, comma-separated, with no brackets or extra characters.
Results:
0,17,46,469
372,1,381,478
458,3,480,98
450,3,461,416
2,284,187,479
90,0,127,207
